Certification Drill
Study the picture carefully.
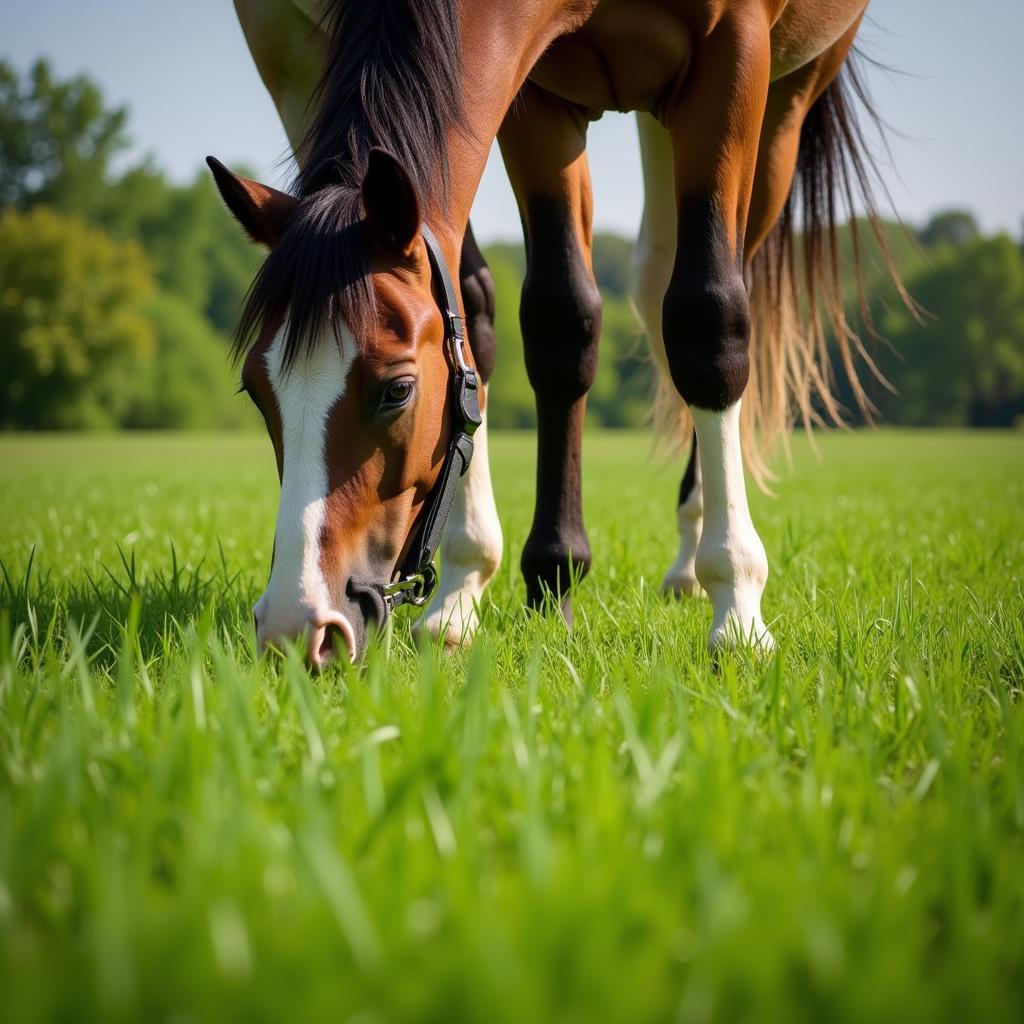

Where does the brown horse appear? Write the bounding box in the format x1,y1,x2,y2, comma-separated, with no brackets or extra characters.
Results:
215,0,896,664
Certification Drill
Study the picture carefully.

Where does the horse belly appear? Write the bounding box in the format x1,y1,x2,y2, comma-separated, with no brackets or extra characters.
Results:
528,4,694,114
769,0,867,79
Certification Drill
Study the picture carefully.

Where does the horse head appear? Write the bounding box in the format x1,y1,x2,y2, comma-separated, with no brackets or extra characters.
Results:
209,150,471,665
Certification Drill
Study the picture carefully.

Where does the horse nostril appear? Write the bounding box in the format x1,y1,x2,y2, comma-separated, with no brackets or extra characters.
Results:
319,623,345,664
307,614,357,669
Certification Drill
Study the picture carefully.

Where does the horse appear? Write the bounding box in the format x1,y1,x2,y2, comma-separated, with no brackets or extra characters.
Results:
213,0,899,664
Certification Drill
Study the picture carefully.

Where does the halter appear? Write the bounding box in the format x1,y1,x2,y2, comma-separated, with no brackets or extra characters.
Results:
378,224,481,617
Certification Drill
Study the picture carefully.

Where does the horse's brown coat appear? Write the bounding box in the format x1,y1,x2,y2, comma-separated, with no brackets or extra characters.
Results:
218,0,877,659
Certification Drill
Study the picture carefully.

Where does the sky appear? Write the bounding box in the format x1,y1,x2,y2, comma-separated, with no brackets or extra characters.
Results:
5,0,1023,243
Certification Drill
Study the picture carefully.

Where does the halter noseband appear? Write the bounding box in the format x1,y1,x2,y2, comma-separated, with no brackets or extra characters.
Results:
378,224,481,617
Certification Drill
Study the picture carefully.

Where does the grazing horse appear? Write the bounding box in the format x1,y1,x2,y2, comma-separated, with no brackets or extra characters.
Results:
216,0,896,664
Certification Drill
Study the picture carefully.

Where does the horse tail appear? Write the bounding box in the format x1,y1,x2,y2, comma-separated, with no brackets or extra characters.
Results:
652,48,915,488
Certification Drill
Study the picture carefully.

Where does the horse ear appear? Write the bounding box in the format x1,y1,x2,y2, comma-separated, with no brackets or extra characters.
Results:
361,149,421,254
206,156,296,248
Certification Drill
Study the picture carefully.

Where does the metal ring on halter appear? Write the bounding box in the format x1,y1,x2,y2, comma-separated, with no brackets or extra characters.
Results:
382,563,438,609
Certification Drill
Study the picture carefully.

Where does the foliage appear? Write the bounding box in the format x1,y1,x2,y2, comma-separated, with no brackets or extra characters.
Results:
874,234,1024,426
918,209,981,250
1,58,1022,432
0,430,1022,1021
0,59,128,215
0,207,155,429
96,162,258,334
124,293,260,431
0,60,258,430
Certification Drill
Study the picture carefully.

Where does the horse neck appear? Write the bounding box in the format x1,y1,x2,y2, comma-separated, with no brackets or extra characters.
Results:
428,2,568,265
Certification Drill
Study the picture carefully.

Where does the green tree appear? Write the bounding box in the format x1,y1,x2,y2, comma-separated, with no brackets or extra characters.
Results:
0,60,256,336
918,209,980,250
0,207,155,429
98,166,258,330
876,234,1024,426
124,293,259,430
0,59,128,216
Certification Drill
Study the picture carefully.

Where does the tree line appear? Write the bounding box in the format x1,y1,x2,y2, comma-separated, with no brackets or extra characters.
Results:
2,60,1022,432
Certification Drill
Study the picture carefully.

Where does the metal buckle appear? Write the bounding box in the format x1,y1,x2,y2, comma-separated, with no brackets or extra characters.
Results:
449,324,472,373
382,563,438,609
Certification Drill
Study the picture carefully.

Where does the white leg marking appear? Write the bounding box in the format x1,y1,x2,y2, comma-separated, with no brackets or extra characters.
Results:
253,329,353,643
662,449,705,598
630,114,676,381
632,113,708,599
420,399,503,646
691,403,774,652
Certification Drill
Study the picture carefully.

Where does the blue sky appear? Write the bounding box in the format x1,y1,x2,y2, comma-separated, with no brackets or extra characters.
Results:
5,0,1023,242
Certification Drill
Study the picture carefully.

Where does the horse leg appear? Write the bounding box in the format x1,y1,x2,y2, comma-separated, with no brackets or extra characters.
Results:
659,433,704,597
632,113,705,598
420,223,504,645
641,15,863,618
499,85,600,622
661,11,775,652
233,0,323,150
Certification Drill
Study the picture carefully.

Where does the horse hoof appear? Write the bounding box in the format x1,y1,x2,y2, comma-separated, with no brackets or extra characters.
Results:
661,569,705,599
417,593,481,648
708,617,775,655
525,591,574,627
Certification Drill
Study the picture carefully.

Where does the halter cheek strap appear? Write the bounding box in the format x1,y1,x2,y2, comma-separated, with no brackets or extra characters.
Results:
379,224,481,614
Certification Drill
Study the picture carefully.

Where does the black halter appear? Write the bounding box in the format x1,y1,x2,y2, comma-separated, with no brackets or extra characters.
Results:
378,224,481,617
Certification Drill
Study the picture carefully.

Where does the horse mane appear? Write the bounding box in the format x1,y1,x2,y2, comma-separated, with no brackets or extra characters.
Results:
234,0,466,368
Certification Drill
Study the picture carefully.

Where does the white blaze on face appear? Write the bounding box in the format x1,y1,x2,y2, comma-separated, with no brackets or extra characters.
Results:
253,328,354,643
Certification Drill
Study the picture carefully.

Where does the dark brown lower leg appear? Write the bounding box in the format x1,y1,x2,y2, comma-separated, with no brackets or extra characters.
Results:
518,195,601,619
499,85,599,621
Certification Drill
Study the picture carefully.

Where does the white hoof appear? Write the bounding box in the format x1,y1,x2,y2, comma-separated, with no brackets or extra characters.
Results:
418,584,483,648
661,563,705,599
708,611,776,654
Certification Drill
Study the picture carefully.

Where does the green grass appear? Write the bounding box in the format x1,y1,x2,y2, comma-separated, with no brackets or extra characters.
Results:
1,429,1022,1023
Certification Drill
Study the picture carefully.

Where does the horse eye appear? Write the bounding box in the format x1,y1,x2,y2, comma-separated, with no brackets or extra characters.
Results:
381,378,415,410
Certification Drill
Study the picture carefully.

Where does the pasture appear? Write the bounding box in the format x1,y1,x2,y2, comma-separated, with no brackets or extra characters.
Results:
1,429,1022,1022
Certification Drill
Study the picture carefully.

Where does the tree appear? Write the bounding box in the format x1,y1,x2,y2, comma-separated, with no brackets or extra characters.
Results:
0,59,128,216
918,210,980,250
124,293,259,430
876,234,1024,426
98,166,259,330
0,60,257,337
0,207,155,429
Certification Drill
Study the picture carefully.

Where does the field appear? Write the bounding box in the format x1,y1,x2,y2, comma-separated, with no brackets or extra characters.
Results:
1,429,1022,1023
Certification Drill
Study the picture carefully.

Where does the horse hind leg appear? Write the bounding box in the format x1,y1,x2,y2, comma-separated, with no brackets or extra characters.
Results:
632,113,705,599
659,434,704,597
420,224,504,646
233,0,324,152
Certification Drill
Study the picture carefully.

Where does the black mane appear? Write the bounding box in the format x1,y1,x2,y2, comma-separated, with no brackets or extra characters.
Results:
235,0,465,367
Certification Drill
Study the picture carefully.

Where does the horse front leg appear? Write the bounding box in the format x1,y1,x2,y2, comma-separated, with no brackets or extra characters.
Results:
420,224,504,646
662,12,775,652
499,85,600,624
